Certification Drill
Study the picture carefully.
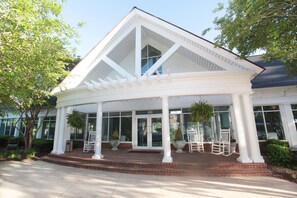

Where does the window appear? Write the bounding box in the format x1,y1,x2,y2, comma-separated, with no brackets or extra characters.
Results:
254,105,285,140
292,104,297,129
41,116,56,139
141,45,162,75
93,112,132,142
168,106,232,142
0,118,18,136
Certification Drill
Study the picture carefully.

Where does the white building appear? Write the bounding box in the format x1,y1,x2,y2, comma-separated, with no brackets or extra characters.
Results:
1,8,296,163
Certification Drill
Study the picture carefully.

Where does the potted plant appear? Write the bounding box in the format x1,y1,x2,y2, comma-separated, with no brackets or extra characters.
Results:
67,110,85,138
173,128,186,153
190,100,214,136
109,129,120,150
230,138,237,153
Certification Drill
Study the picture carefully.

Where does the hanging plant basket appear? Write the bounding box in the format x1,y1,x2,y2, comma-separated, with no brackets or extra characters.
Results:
190,101,214,132
66,110,85,129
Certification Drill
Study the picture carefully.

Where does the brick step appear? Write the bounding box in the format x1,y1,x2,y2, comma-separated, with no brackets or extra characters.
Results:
46,154,176,169
180,163,268,170
42,155,272,176
42,156,185,175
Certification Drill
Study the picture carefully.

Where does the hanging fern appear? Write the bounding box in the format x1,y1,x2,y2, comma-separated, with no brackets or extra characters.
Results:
190,101,214,124
66,110,85,129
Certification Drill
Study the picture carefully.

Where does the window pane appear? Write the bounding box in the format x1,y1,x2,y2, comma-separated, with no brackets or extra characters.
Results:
110,112,120,117
120,117,132,141
263,105,279,111
170,114,181,141
76,128,84,139
141,45,147,58
109,117,119,140
291,104,297,110
88,118,96,131
121,111,132,116
219,112,230,129
48,121,55,139
214,106,229,111
42,121,50,139
102,118,108,141
293,111,297,129
0,121,5,135
148,45,161,57
254,111,267,140
264,111,285,140
253,106,262,111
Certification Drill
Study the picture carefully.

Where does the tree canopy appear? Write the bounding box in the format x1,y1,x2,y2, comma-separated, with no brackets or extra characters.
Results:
0,0,79,150
205,0,297,74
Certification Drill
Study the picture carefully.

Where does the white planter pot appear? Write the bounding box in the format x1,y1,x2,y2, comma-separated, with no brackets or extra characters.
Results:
173,140,186,153
109,140,120,150
230,142,237,153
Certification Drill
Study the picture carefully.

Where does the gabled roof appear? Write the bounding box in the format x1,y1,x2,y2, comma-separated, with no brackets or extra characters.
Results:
250,55,297,88
53,7,264,94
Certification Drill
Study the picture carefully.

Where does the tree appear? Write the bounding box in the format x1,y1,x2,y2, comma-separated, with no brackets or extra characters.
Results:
0,0,79,150
204,0,297,74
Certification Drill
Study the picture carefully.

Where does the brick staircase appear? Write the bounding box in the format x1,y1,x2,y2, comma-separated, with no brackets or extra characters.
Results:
42,153,272,176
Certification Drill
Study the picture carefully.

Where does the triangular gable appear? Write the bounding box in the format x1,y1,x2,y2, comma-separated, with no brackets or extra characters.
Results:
53,7,263,94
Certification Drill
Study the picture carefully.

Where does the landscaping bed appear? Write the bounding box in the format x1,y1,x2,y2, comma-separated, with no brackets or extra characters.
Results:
268,165,297,183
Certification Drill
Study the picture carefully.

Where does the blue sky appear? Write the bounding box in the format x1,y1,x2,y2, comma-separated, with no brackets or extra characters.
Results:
62,0,228,57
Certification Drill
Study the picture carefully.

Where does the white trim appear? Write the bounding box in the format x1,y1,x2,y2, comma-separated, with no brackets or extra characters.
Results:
102,57,133,78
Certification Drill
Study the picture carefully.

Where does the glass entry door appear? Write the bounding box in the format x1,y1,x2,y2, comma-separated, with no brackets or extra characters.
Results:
137,116,162,149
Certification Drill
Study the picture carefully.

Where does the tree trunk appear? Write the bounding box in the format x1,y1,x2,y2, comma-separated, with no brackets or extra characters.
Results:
24,127,34,151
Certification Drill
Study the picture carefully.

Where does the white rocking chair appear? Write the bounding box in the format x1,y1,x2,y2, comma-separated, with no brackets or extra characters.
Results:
211,128,231,156
187,129,204,153
83,131,96,152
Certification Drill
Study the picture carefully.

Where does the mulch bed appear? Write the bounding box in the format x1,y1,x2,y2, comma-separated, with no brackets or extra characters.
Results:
268,165,297,183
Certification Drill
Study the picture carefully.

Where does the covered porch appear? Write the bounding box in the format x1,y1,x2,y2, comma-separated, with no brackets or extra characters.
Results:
51,92,264,164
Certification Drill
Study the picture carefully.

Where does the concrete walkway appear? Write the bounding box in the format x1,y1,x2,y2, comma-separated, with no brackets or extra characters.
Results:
0,160,296,198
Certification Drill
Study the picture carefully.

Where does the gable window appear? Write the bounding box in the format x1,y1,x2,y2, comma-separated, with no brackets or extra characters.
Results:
141,45,162,75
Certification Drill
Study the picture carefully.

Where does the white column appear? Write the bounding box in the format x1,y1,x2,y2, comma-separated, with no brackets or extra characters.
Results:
56,106,66,154
51,107,61,154
135,25,141,77
241,93,264,163
92,102,104,159
232,94,252,163
282,104,297,148
161,96,173,163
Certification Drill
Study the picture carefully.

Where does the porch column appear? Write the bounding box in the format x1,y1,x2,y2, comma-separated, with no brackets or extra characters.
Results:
242,93,264,163
57,106,66,154
161,96,173,163
92,102,104,159
51,107,61,154
232,94,252,163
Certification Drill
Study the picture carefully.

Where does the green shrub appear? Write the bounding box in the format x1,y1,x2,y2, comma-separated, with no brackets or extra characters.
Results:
6,151,22,160
25,149,37,158
265,144,293,166
0,135,11,147
265,139,288,147
32,139,53,153
0,135,25,149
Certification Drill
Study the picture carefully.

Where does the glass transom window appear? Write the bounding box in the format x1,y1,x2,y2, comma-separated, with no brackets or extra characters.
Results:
141,45,162,75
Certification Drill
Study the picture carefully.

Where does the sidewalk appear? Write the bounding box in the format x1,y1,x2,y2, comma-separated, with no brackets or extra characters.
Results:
1,160,296,198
